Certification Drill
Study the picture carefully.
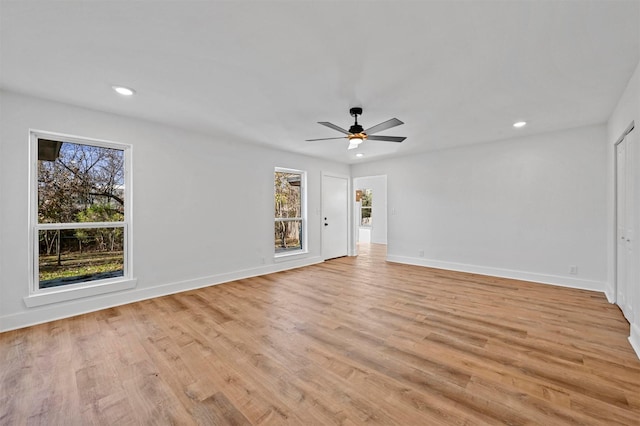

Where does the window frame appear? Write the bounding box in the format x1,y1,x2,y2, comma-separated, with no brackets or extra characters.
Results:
274,167,307,258
26,130,136,307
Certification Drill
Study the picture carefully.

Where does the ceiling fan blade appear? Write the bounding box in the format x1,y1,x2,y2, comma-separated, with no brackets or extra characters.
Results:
305,136,348,141
366,135,406,143
318,122,350,135
364,118,404,135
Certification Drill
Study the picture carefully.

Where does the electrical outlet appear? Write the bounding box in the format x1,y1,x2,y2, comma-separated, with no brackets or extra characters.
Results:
418,250,425,257
261,257,266,265
569,265,577,275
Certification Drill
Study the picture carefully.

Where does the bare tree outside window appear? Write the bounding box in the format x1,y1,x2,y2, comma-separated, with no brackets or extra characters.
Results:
37,139,126,288
274,170,304,253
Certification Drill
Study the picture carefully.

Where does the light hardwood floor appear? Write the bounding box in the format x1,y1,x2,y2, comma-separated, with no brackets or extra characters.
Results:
1,244,639,425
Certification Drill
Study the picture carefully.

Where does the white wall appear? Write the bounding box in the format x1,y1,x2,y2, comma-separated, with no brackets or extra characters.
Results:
607,59,640,357
0,91,349,331
353,175,387,245
351,125,608,292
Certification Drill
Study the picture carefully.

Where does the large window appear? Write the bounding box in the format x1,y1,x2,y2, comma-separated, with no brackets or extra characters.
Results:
30,131,132,301
274,168,306,255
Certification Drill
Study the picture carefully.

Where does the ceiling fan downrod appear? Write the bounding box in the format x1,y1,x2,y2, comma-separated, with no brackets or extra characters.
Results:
349,107,364,135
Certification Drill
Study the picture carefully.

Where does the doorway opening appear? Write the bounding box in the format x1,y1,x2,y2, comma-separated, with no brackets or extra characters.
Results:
353,175,387,256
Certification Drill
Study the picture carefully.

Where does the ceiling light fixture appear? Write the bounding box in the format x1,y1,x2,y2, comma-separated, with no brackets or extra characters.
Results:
513,121,527,128
347,134,366,150
112,86,135,96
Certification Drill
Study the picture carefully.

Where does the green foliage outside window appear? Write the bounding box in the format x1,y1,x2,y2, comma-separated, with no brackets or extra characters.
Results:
360,189,372,227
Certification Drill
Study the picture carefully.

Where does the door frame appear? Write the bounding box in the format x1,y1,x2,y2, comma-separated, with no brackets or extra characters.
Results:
321,172,353,259
613,121,636,306
352,174,388,256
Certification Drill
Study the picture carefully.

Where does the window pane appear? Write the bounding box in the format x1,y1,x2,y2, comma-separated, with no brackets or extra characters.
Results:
38,227,124,288
361,207,372,226
274,220,302,253
274,172,302,218
361,189,372,207
38,140,125,224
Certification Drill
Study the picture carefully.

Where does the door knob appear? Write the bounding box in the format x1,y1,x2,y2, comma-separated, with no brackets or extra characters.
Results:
324,223,328,226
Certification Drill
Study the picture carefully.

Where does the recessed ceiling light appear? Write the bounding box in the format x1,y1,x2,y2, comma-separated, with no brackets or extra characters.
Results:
355,153,364,157
513,121,527,128
112,86,135,96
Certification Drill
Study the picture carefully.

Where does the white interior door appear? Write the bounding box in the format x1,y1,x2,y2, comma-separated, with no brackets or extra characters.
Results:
617,129,637,323
322,174,348,260
617,140,629,318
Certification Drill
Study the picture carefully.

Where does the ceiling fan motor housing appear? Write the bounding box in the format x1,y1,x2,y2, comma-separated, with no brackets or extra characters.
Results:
349,124,364,134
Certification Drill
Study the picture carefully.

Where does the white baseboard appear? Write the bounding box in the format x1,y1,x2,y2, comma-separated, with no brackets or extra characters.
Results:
605,288,616,304
630,323,640,360
0,256,323,333
386,255,606,292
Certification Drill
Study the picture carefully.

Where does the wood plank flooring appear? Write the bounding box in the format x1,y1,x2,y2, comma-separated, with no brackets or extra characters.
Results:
1,244,639,425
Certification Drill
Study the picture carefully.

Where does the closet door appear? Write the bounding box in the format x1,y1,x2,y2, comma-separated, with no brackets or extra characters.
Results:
616,140,628,317
617,131,637,323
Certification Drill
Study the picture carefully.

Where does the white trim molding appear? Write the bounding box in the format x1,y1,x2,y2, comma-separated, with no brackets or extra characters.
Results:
28,129,134,301
630,323,640,359
604,287,616,304
274,167,307,258
386,255,606,292
24,278,137,308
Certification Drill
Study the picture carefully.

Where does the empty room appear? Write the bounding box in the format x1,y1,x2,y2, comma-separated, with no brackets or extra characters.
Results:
1,1,639,424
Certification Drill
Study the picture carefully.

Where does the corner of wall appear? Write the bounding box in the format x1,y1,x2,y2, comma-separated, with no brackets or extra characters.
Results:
386,255,606,293
629,322,640,359
604,286,616,304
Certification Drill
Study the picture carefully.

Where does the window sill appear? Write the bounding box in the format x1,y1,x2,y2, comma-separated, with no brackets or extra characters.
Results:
274,250,309,263
23,278,137,308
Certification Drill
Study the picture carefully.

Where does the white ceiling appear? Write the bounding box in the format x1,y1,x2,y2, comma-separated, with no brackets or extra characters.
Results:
1,1,638,164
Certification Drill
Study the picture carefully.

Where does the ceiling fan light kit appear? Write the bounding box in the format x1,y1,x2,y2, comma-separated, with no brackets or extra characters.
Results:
306,107,406,150
347,139,363,150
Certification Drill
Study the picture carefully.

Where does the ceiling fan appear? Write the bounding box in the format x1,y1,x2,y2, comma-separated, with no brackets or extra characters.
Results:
306,107,406,150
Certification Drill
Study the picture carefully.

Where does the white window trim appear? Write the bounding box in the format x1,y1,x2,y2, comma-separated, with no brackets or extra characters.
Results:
274,167,308,259
25,129,136,307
